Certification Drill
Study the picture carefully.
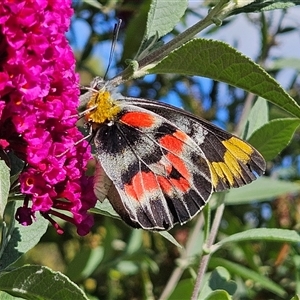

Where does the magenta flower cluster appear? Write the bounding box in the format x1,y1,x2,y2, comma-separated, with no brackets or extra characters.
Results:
0,0,96,235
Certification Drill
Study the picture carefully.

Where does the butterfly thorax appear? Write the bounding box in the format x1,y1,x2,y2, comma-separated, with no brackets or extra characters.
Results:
85,89,121,128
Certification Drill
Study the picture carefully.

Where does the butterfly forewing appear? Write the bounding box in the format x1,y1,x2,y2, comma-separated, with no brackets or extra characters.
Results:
93,105,213,230
85,78,266,230
120,97,266,192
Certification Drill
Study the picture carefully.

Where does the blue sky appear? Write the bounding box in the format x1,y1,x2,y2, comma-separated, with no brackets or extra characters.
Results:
69,4,300,86
69,3,300,121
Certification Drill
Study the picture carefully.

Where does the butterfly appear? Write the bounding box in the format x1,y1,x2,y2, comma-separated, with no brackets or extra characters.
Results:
81,76,266,231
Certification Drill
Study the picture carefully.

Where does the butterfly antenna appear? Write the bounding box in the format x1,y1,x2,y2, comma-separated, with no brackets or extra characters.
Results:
103,19,122,79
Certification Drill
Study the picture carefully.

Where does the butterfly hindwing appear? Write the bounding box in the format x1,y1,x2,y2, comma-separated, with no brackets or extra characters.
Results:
93,105,213,230
94,161,140,228
118,97,266,192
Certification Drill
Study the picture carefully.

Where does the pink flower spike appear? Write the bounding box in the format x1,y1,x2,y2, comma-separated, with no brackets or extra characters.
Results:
41,212,64,235
0,139,9,149
0,0,95,235
15,205,36,226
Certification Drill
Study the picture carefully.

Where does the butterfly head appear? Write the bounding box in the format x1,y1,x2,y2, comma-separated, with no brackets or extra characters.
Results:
84,86,121,127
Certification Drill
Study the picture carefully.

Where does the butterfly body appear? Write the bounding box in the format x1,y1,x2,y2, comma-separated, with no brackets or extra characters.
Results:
84,78,265,230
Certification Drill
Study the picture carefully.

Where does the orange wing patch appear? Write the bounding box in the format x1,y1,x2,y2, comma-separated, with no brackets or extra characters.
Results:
159,131,186,154
120,111,156,128
124,171,159,202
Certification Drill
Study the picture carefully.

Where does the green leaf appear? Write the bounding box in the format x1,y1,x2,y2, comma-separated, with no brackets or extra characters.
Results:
0,291,23,299
82,0,102,9
232,0,297,14
0,265,88,300
270,57,300,72
207,267,236,295
209,258,287,297
0,161,10,219
8,152,24,177
293,256,300,295
214,228,300,251
144,0,188,41
0,205,48,271
224,176,300,205
149,39,300,118
91,199,120,219
168,278,193,300
278,26,297,34
65,246,104,282
204,290,232,300
135,0,188,60
199,267,236,299
92,200,181,247
243,97,269,140
125,230,143,255
116,260,139,275
248,118,300,161
121,0,151,63
157,231,182,248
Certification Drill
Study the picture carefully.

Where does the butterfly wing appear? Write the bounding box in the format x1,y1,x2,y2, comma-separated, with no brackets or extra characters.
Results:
93,104,213,230
118,97,266,192
93,161,140,228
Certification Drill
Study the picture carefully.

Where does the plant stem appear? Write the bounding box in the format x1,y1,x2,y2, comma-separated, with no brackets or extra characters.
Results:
191,200,226,299
110,0,230,86
234,92,256,137
158,214,205,300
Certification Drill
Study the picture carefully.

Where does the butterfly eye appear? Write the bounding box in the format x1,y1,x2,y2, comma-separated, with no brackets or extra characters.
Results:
91,76,104,89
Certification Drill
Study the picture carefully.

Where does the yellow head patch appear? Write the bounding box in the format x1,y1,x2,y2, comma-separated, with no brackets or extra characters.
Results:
85,90,121,125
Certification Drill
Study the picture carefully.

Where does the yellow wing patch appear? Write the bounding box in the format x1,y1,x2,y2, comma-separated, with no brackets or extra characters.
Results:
208,137,256,190
223,137,254,162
